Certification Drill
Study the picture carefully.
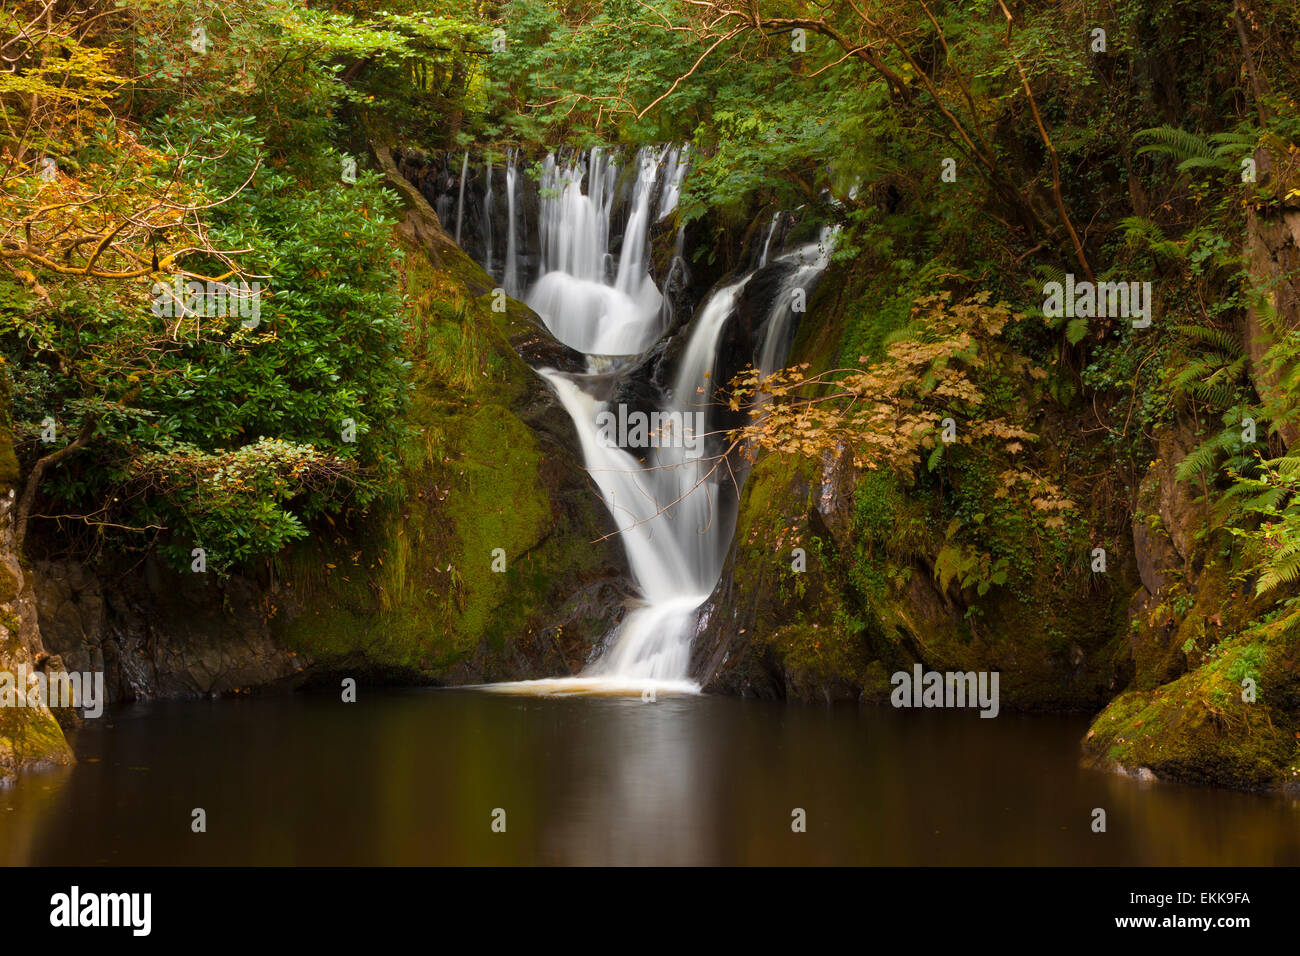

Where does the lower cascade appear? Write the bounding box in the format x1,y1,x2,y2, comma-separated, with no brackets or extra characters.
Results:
446,146,832,694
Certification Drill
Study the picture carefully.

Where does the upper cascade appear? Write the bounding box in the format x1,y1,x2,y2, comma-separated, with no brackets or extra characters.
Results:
526,145,685,356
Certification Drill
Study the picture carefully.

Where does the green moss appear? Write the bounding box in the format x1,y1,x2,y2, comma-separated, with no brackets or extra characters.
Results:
1083,616,1300,789
0,701,71,775
442,404,548,644
721,453,878,695
0,634,74,782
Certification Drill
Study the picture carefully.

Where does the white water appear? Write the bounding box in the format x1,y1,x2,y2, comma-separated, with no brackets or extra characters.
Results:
482,160,494,278
758,212,781,268
656,143,688,221
451,146,829,696
455,153,468,245
525,147,665,356
756,227,838,375
504,152,522,298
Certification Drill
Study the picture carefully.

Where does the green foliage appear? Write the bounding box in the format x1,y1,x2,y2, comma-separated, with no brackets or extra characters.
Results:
1135,126,1257,178
135,438,336,573
1222,452,1300,627
934,519,1010,599
1,5,411,573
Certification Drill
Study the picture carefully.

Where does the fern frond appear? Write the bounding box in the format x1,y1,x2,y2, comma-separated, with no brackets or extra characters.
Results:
1174,323,1243,356
1258,551,1300,595
1136,125,1213,164
1175,428,1238,482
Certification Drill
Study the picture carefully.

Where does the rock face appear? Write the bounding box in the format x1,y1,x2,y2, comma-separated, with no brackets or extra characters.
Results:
1121,422,1211,694
31,557,300,703
691,445,1128,710
1242,145,1300,448
691,447,875,702
0,429,73,786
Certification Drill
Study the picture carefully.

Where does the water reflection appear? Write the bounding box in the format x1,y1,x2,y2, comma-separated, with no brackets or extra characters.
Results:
1,691,1296,865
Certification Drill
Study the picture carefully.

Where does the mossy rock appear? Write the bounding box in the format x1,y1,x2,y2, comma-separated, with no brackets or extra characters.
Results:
0,631,74,786
0,702,73,787
1082,598,1300,790
692,451,880,700
272,220,629,683
0,380,21,486
694,437,1129,708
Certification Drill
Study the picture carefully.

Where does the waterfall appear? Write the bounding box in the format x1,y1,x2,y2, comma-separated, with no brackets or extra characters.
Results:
758,212,780,268
454,152,467,245
526,146,663,356
657,144,688,220
755,227,837,376
504,151,522,298
534,277,750,685
451,146,830,695
611,149,661,306
482,159,494,279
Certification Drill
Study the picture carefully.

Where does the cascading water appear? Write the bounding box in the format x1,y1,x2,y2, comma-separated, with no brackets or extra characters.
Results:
755,228,838,376
525,148,665,356
758,211,781,268
448,146,831,695
533,277,750,691
481,160,494,279
454,152,468,245
504,150,523,298
656,144,688,221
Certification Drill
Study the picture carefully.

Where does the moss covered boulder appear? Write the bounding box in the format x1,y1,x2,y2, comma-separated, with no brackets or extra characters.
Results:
1082,431,1300,790
0,626,73,787
1082,616,1300,790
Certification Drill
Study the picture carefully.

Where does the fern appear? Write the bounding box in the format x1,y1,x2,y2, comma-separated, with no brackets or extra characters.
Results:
1135,125,1214,165
1175,427,1240,482
1026,264,1068,313
1118,215,1184,260
1258,547,1300,595
1173,323,1243,356
1166,319,1250,420
1221,483,1286,514
1135,125,1258,177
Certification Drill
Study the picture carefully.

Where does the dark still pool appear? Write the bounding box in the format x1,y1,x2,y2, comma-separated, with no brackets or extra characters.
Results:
3,689,1297,866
